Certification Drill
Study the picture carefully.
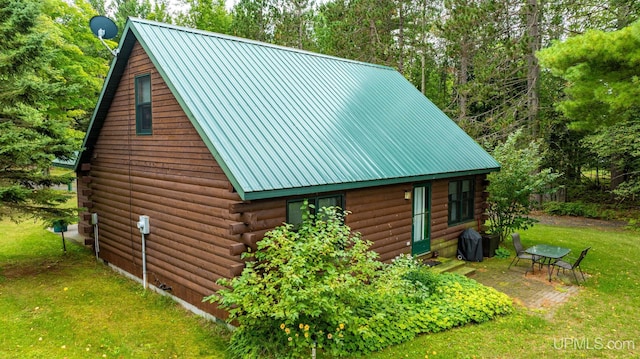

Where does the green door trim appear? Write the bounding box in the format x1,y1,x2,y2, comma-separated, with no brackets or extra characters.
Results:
411,184,431,256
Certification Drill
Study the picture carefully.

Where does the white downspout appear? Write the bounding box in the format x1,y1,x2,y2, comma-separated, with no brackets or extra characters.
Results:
141,232,147,289
92,213,100,260
136,215,150,290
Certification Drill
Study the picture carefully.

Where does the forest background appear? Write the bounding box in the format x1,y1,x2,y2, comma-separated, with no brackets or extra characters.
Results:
1,0,639,223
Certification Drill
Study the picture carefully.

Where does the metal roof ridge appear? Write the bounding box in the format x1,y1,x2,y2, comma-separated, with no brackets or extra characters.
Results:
128,17,397,71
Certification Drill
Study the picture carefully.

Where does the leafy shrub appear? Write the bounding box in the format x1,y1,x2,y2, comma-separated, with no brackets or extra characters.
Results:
207,206,513,358
626,218,640,232
402,266,440,295
486,130,560,241
599,209,617,221
206,204,380,358
373,254,437,303
543,201,599,218
430,274,513,324
566,180,611,204
494,246,511,259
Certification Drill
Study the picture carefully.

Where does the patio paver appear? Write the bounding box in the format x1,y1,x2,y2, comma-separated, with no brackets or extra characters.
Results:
469,261,581,317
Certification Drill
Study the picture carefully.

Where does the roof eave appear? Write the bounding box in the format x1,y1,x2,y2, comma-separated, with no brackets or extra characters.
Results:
126,20,247,199
74,22,138,172
73,18,269,199
242,167,501,201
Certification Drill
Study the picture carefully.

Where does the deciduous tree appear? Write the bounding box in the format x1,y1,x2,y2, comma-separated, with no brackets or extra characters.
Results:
486,130,560,241
44,0,111,131
176,0,231,33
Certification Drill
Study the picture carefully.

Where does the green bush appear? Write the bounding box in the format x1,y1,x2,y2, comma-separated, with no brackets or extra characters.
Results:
486,130,560,241
347,267,513,354
626,218,640,231
403,266,439,293
494,246,511,259
599,209,617,221
207,206,513,358
542,201,599,218
207,204,381,358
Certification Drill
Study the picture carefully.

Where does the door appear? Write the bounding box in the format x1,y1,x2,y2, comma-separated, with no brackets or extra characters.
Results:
412,184,431,256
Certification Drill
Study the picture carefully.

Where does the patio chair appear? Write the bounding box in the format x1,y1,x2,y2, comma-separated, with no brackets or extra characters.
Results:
508,232,541,269
553,247,591,284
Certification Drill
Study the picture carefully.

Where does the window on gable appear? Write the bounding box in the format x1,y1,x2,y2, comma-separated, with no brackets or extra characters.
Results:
448,178,474,225
135,74,152,135
286,195,344,228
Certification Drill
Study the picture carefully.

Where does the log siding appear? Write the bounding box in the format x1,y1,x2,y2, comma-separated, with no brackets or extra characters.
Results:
237,177,489,262
78,42,245,319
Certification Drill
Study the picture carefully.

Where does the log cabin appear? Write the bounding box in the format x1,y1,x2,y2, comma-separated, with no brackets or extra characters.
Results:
75,18,500,319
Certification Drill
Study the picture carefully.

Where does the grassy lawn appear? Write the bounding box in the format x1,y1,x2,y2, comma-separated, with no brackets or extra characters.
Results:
2,215,638,358
0,218,230,358
363,223,639,359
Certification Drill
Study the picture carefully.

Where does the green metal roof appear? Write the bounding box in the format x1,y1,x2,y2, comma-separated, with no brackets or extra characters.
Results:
79,18,500,200
53,152,78,169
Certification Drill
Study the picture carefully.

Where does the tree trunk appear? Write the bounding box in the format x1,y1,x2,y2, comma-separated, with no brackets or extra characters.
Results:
420,0,427,94
526,0,541,136
297,2,303,49
397,1,405,74
458,41,469,122
421,54,426,94
610,160,626,191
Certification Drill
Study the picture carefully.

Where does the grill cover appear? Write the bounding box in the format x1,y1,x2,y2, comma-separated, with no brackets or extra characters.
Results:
457,228,483,262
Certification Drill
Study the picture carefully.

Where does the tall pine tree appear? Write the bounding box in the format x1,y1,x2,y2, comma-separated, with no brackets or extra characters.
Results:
0,0,79,222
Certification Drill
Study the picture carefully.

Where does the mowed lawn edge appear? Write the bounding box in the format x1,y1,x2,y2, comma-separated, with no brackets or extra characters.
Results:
2,218,638,358
0,218,230,359
360,223,639,359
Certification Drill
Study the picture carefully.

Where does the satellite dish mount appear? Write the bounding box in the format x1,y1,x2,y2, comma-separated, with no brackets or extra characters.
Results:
90,16,119,57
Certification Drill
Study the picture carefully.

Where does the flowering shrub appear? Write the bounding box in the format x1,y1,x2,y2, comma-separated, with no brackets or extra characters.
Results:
206,205,512,358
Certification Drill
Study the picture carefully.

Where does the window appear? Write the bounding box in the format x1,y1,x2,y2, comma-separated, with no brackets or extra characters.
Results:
448,178,474,225
135,74,152,135
287,195,344,228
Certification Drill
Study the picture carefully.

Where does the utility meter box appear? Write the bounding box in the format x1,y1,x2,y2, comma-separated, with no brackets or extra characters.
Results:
137,215,150,234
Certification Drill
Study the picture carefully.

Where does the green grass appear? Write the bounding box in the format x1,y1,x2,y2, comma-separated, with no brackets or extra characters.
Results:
2,216,639,358
360,223,640,359
0,218,230,358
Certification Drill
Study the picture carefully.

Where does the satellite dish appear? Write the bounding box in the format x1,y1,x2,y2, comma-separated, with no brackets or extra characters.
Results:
90,16,118,39
89,16,119,56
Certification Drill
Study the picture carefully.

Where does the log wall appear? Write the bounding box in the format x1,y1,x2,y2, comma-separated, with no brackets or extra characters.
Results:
235,176,489,262
346,184,413,262
77,42,245,319
429,175,488,257
229,185,412,263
